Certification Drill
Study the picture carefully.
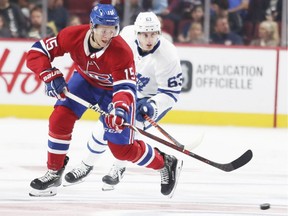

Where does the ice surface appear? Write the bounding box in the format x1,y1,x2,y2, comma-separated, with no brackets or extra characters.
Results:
0,118,287,216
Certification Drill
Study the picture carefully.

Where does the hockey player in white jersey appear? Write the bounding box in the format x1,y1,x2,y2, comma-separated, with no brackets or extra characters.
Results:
65,12,183,193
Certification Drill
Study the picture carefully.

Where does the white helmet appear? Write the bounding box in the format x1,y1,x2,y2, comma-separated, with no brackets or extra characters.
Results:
134,12,161,33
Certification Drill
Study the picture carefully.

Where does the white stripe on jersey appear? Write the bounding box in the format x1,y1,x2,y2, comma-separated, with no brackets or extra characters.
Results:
48,135,70,144
40,40,51,59
48,148,69,154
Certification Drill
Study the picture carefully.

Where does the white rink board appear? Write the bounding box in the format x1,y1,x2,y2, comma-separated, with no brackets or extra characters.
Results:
0,40,286,119
175,46,277,114
277,50,288,115
0,40,73,105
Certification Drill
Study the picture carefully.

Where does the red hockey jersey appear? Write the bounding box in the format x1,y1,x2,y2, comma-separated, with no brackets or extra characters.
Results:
26,24,136,106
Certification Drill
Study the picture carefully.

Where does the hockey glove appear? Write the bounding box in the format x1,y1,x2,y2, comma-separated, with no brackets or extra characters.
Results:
39,67,67,100
136,98,157,122
105,102,129,132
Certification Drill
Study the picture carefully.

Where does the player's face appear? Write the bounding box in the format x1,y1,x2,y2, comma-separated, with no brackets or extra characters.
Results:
93,25,117,48
137,31,160,51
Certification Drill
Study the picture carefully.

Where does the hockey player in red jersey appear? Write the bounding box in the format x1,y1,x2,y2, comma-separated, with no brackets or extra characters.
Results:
26,4,183,198
64,12,184,192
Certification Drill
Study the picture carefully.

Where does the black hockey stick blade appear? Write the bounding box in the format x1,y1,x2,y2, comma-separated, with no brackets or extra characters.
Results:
138,127,253,172
230,149,253,171
184,149,253,172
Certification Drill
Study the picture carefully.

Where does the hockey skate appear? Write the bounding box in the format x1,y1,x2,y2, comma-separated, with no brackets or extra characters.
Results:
29,156,69,197
159,152,183,198
102,164,126,191
64,161,93,186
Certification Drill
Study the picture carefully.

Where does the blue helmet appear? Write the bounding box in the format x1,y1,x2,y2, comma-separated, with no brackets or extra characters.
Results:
90,4,119,27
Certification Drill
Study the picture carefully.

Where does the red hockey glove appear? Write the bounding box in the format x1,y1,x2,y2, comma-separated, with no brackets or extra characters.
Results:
39,67,68,101
105,102,129,132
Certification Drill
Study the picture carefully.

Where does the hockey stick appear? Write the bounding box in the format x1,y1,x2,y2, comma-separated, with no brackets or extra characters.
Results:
144,115,203,151
144,115,185,148
64,90,253,172
63,91,188,150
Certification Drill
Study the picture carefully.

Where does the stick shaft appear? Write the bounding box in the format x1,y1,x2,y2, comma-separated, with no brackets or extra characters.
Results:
64,91,252,172
144,115,185,149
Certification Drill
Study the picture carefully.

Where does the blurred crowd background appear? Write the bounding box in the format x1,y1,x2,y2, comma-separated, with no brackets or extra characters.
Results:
0,0,287,47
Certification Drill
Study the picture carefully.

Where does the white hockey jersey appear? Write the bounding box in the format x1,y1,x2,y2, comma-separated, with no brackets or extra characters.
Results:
120,25,183,127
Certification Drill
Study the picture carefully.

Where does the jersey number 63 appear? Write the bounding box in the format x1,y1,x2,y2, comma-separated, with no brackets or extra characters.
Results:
168,73,183,87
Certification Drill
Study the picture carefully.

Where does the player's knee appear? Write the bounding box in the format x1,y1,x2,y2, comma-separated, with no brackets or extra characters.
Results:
49,106,78,135
108,140,146,162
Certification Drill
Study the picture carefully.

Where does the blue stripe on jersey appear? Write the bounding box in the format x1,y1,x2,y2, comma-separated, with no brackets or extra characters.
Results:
113,81,137,95
137,144,153,166
48,140,69,151
32,41,49,57
157,88,181,102
87,142,106,154
92,134,106,146
158,88,181,94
